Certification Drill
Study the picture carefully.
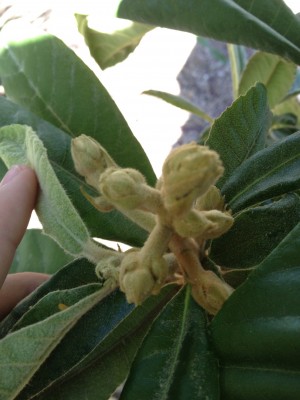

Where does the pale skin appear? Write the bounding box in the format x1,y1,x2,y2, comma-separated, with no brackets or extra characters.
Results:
0,165,49,319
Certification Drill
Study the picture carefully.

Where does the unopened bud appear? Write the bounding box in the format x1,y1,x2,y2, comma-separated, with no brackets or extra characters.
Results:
195,185,225,211
71,135,117,189
99,167,147,210
173,209,215,238
162,143,224,216
201,210,234,239
119,251,168,305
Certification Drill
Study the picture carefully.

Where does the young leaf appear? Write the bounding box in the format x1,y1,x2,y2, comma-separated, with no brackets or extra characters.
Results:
211,222,300,399
143,90,214,123
205,83,271,188
222,131,300,212
11,229,73,275
22,286,178,400
0,97,148,246
118,0,300,65
121,287,219,400
0,287,105,400
76,14,153,69
0,125,92,257
210,193,300,270
239,52,297,108
0,259,99,338
0,21,156,185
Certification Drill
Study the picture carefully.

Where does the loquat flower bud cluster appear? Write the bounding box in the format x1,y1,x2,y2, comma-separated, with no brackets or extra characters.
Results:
71,136,234,314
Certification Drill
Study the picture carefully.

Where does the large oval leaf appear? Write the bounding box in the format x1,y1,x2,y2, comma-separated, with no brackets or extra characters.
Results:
0,97,148,246
210,193,300,270
239,52,297,108
121,286,219,400
222,131,300,212
211,222,300,399
205,83,270,188
0,21,155,185
118,0,300,65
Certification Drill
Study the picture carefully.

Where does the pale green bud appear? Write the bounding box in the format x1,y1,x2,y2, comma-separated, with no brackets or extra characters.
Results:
119,251,168,305
81,188,115,212
162,143,224,216
71,134,117,189
99,167,147,210
200,210,234,239
195,185,225,211
173,209,215,238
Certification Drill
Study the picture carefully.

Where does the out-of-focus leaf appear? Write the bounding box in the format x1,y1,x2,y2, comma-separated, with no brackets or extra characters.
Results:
210,193,300,269
11,229,73,274
0,21,156,185
121,287,219,400
76,13,153,69
118,0,300,65
222,131,300,212
143,90,214,123
238,52,296,108
211,222,300,399
0,286,104,400
0,125,91,257
206,83,270,187
0,97,148,246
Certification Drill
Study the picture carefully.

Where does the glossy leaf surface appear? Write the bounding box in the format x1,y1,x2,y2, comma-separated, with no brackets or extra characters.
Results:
210,193,300,269
0,97,148,246
0,22,155,185
239,52,296,108
222,131,300,212
206,83,270,187
211,222,300,399
118,0,300,65
121,287,219,400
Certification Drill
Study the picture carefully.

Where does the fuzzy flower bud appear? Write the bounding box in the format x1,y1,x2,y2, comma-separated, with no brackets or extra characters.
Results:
162,143,224,216
195,185,225,211
71,135,117,189
200,210,234,239
119,251,168,305
99,167,147,210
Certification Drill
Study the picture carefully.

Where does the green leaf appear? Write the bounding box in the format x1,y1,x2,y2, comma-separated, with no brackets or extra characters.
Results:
222,131,300,212
118,0,300,65
210,193,300,270
239,52,297,108
227,44,248,99
211,222,300,399
11,229,73,274
76,13,153,69
0,124,92,257
205,83,271,188
0,286,105,400
143,90,214,123
121,287,219,400
0,22,155,185
23,286,178,400
0,259,99,338
0,97,148,246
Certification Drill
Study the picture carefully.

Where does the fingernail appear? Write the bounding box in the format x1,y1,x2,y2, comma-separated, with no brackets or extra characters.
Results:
0,165,27,188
